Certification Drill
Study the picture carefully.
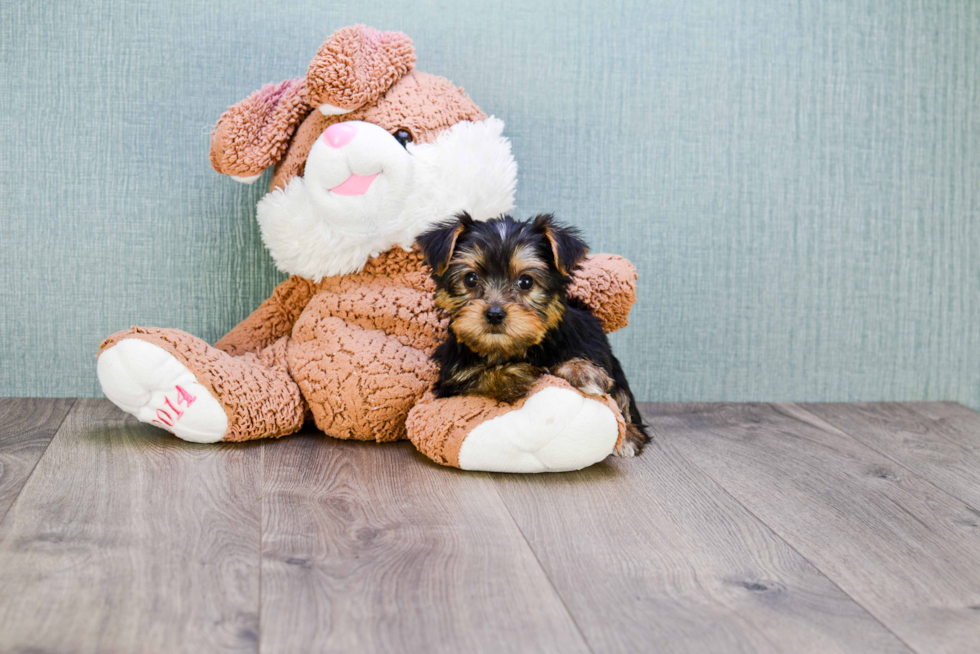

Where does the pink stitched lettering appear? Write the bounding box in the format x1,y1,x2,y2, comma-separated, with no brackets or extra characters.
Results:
163,396,183,420
154,409,174,427
175,385,197,408
152,386,198,429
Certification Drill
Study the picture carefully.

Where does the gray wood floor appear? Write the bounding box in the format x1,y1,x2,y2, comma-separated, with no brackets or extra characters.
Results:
1,399,979,653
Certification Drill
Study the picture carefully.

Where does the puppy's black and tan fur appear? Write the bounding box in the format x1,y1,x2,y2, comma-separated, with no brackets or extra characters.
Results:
417,213,648,456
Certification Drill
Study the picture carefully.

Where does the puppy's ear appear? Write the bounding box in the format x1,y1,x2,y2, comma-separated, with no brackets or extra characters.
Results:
532,214,589,276
417,212,473,275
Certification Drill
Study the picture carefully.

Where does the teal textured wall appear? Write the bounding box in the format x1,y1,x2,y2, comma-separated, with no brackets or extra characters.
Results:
1,1,978,406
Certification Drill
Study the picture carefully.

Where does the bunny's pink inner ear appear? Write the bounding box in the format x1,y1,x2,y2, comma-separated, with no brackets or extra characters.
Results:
305,25,416,115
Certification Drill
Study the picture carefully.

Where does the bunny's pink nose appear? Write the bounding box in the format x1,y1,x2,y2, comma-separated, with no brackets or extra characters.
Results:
322,122,356,148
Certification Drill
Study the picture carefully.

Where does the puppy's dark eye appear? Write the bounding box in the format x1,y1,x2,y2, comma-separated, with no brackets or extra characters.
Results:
464,272,479,288
517,274,534,291
393,129,413,148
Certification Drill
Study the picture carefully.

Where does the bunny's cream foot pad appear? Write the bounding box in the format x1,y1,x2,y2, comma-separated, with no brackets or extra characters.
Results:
97,339,227,443
457,386,618,472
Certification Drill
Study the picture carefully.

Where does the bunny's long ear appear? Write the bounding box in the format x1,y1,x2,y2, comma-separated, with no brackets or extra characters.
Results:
305,25,416,115
210,78,313,179
533,214,589,277
417,213,474,276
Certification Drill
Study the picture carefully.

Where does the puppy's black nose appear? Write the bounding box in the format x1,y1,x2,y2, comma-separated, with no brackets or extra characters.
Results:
485,306,506,325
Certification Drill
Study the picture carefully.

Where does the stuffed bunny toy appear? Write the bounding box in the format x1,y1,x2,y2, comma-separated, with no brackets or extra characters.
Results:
97,25,638,472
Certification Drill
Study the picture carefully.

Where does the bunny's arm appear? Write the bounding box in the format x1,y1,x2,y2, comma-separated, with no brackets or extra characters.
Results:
567,254,638,333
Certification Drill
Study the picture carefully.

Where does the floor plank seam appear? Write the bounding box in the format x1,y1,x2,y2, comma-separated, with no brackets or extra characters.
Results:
647,411,922,654
486,473,597,654
0,398,75,527
787,404,980,519
258,441,264,654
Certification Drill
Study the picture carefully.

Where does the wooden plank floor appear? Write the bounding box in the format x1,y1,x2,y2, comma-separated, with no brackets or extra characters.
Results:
0,399,978,653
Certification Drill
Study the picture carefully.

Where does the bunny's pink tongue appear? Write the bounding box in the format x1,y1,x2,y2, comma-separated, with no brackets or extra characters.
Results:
330,173,378,196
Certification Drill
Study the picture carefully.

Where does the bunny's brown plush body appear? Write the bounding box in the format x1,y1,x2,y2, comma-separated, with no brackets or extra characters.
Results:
97,26,638,472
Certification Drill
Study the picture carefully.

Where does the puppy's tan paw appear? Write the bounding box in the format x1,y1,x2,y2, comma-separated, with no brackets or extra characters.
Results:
614,424,646,457
479,362,542,404
551,358,614,397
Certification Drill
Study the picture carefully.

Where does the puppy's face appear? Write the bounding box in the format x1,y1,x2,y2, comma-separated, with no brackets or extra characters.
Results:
418,214,588,359
441,235,561,359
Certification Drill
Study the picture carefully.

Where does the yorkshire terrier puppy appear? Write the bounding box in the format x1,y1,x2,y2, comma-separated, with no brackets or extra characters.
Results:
417,213,648,456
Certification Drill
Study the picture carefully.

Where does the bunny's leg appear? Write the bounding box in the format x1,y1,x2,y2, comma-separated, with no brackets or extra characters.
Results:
97,327,305,442
406,376,624,473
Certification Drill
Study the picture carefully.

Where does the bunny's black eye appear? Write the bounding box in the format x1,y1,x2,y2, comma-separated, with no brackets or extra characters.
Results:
464,272,479,288
517,274,534,291
393,129,413,147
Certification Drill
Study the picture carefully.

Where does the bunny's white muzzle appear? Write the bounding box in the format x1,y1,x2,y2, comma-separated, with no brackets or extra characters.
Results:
256,117,517,281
